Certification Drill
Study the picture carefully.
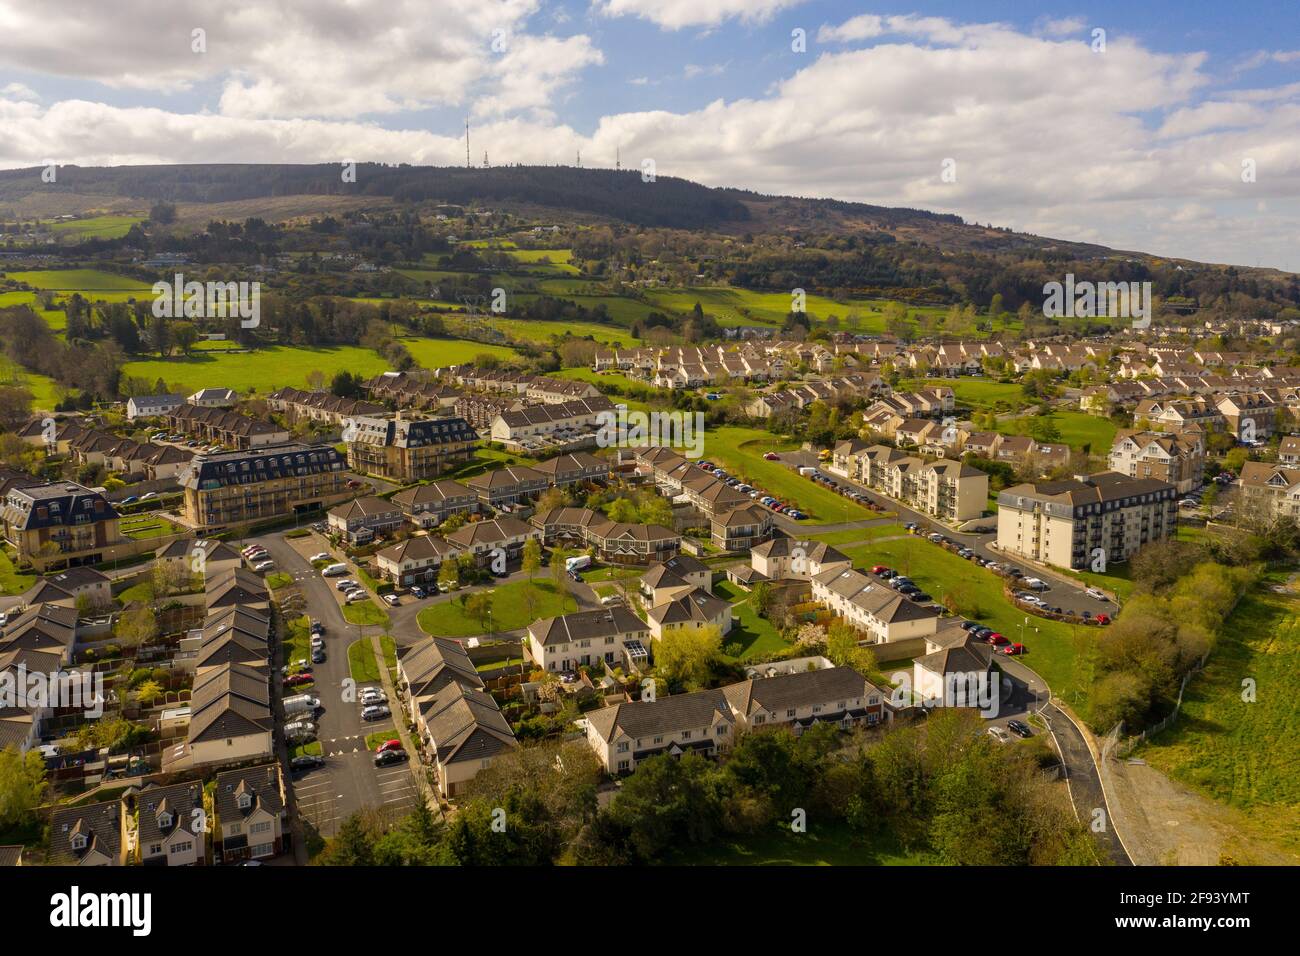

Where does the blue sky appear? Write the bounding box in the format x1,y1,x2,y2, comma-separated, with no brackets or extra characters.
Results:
1,1,1297,270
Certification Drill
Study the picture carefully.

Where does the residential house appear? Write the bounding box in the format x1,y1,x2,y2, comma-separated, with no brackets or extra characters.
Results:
326,495,404,544
527,606,650,673
391,479,478,529
213,764,287,862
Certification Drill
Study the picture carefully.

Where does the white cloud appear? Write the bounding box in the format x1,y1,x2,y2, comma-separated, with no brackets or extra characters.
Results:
0,9,1298,271
592,0,804,31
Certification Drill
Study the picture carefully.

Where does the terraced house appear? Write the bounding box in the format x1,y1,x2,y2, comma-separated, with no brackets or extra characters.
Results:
1,481,122,571
326,495,404,544
996,471,1178,570
164,403,290,449
527,606,650,673
391,478,478,528
344,413,478,481
532,506,680,564
1108,430,1205,494
833,444,988,522
177,443,350,532
811,567,941,645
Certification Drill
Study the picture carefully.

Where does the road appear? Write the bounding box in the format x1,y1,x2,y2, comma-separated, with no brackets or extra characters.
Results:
254,533,419,839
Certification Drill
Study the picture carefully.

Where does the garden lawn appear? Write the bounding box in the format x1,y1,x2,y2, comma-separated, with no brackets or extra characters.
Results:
118,514,185,539
714,580,792,662
456,316,639,346
417,579,575,637
903,377,1025,410
839,532,1093,713
705,426,878,526
0,549,35,596
121,344,391,396
1138,584,1300,857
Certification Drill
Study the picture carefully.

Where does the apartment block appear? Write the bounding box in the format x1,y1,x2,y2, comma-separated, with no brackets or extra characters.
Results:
177,443,351,532
1108,430,1205,494
0,481,122,571
345,414,478,481
996,472,1177,570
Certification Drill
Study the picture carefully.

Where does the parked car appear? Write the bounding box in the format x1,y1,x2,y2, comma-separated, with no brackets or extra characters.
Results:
375,738,403,754
986,632,1008,645
334,578,358,591
1084,587,1108,601
384,594,400,607
290,754,325,772
121,495,138,505
309,552,331,563
253,560,275,572
140,492,158,501
374,749,408,766
763,452,780,461
284,673,314,687
321,563,348,577
1095,614,1111,625
311,648,326,664
361,704,391,721
910,591,932,603
1002,643,1026,656
987,726,1011,743
1006,719,1032,737
1023,577,1048,591
410,585,426,599
871,565,891,575
309,620,324,634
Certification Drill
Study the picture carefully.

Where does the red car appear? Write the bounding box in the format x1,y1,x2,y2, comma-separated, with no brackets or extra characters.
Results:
987,632,1008,645
375,738,402,754
284,672,314,687
763,452,780,461
346,479,362,489
1095,614,1111,625
871,565,889,574
1002,643,1025,656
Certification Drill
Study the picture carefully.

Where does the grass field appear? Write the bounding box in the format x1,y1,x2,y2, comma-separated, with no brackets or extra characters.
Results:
995,409,1118,454
417,579,575,637
119,514,185,540
704,426,878,526
3,269,153,292
839,529,1094,713
47,215,145,240
903,377,1025,410
122,344,392,395
347,638,381,683
399,336,518,368
671,820,935,865
1139,582,1300,855
343,600,389,627
454,317,640,347
643,286,949,331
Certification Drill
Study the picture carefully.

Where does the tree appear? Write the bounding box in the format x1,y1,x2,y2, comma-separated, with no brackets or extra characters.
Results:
135,680,165,705
465,590,494,634
0,746,48,830
522,538,542,580
437,559,460,592
654,624,722,690
750,580,774,617
826,620,864,668
115,606,158,648
319,812,374,866
149,201,177,224
172,321,199,355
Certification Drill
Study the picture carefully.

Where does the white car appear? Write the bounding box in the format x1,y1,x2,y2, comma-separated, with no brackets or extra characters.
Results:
310,552,331,563
345,591,368,604
1023,577,1049,591
1084,587,1108,601
987,726,1011,743
253,560,275,572
321,563,348,577
361,704,390,721
383,594,400,607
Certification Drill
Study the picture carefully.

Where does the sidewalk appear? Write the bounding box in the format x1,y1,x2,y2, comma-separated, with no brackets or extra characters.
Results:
368,629,443,822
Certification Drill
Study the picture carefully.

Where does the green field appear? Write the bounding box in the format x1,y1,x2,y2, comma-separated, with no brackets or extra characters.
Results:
904,377,1025,410
642,286,948,331
453,317,640,347
1139,584,1300,855
995,409,1117,454
119,514,185,540
704,426,877,526
839,530,1094,712
48,215,145,240
343,599,389,627
122,344,392,395
3,269,152,292
399,336,518,368
417,579,575,637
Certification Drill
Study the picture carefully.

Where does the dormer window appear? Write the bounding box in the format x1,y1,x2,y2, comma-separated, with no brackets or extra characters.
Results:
71,833,87,851
237,792,253,810
157,811,173,829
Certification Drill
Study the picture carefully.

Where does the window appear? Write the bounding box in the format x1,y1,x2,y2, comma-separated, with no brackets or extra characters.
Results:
171,841,192,855
617,742,629,753
251,842,274,858
250,821,271,834
681,730,692,740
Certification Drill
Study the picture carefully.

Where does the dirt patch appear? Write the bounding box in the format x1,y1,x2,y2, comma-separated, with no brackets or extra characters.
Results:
1102,756,1299,866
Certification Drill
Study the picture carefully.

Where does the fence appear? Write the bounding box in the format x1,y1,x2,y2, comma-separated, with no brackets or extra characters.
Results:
1109,648,1212,758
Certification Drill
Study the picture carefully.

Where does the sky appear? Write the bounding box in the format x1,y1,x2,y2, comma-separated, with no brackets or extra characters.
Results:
1,0,1298,271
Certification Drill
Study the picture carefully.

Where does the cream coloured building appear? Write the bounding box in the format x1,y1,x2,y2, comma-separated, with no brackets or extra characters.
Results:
996,472,1177,570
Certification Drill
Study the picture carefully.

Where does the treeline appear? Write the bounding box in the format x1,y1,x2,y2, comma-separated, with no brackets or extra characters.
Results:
318,712,1099,867
1087,540,1261,732
0,305,122,404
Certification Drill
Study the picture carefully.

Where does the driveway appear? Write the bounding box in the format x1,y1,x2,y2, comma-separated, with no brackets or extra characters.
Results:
253,533,419,838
